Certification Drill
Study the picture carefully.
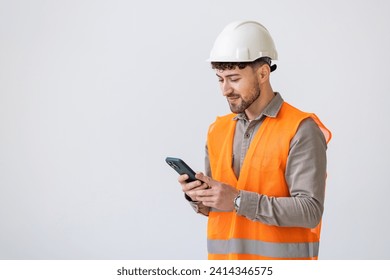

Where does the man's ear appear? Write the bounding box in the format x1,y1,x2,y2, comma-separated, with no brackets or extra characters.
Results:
257,63,271,83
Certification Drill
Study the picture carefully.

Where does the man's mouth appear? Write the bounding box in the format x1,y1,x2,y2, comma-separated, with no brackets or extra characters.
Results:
227,95,240,101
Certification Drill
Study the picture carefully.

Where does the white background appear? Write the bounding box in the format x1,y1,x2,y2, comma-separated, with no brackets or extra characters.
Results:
1,0,389,259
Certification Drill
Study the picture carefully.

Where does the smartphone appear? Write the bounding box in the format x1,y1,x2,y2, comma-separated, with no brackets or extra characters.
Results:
165,157,197,182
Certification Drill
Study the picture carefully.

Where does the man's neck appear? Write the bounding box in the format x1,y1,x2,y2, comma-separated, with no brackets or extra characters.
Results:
245,88,275,120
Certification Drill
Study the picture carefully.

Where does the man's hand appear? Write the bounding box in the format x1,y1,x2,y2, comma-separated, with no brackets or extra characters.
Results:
186,172,239,211
178,173,209,202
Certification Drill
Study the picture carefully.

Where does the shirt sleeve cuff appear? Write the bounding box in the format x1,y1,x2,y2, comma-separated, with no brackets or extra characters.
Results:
185,194,210,216
237,190,260,220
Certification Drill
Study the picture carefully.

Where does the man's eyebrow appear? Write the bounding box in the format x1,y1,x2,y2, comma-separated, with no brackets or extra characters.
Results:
215,73,241,78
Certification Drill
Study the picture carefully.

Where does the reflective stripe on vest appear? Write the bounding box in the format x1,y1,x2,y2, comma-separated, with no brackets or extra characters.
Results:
206,102,332,260
208,238,319,258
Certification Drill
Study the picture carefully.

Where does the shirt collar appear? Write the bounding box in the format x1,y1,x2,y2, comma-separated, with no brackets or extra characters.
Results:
233,92,284,121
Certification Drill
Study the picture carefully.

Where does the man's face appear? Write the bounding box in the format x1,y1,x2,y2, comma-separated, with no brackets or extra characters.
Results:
215,66,260,114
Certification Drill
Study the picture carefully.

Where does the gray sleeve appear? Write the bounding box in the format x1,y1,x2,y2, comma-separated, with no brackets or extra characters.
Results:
237,118,328,228
187,200,210,216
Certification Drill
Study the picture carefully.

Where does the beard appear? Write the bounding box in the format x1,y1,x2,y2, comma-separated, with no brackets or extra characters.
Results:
227,84,261,114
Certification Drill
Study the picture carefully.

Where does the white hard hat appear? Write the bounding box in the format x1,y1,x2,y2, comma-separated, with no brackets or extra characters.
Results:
208,20,278,63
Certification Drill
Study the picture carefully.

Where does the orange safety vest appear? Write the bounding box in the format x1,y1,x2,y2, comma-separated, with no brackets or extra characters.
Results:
206,102,332,260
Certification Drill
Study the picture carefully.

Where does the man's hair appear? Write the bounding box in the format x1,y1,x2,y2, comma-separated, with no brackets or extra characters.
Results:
211,57,272,71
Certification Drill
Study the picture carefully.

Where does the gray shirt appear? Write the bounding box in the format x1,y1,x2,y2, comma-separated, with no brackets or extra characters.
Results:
189,93,328,229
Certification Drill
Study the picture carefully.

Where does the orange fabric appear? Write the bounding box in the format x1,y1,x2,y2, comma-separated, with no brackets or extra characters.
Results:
206,102,332,260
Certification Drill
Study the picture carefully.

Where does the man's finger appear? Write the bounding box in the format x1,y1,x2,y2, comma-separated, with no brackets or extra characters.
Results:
188,188,213,199
196,173,215,186
195,195,215,204
178,174,189,183
181,181,202,192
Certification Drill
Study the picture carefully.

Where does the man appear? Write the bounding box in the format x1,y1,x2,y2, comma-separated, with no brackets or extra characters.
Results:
178,20,331,260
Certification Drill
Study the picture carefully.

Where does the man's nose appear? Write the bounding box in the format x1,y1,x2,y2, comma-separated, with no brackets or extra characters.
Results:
221,81,233,96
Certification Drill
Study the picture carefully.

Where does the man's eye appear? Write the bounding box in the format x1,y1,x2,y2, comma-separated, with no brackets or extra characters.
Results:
218,79,223,83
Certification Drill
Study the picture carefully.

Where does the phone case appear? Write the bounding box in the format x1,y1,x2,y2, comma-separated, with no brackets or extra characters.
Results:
165,157,197,182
